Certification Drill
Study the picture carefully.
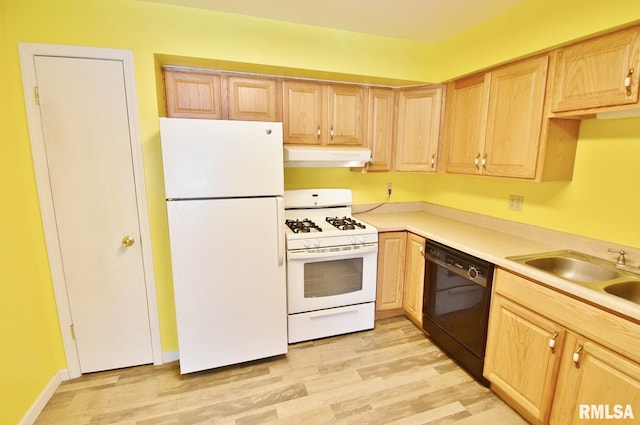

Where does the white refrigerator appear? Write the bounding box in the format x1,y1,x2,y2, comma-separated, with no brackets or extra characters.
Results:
159,118,287,374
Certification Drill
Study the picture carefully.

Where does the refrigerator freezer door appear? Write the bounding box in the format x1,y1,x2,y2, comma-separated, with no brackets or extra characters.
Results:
160,118,284,199
167,197,287,374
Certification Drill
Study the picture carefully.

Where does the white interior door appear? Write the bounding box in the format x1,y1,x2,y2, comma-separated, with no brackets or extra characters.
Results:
23,51,158,374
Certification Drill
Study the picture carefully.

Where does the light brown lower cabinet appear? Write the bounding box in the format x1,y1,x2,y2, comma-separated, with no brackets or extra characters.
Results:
484,291,564,424
403,232,425,326
484,268,640,425
549,333,640,425
376,232,425,326
376,232,406,312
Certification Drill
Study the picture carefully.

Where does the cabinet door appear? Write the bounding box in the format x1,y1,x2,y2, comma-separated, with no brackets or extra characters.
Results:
283,80,324,145
403,233,425,325
164,70,223,119
327,84,366,146
395,86,443,172
484,294,564,425
376,232,407,311
365,87,395,171
226,76,281,122
550,333,640,425
484,56,549,178
443,75,489,175
551,26,640,113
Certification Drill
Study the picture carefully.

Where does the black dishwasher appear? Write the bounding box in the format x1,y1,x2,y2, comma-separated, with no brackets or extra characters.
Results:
422,240,494,386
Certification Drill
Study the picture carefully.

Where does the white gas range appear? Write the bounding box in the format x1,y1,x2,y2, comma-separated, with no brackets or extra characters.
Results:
284,189,378,343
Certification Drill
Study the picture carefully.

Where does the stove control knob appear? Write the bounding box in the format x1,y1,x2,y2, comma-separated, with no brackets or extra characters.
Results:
350,236,357,244
313,239,321,247
304,240,311,248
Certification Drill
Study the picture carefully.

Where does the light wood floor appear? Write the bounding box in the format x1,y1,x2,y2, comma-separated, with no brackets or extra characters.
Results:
35,316,527,425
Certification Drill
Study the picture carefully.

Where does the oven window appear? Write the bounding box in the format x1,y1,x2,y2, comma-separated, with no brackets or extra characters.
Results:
304,258,363,298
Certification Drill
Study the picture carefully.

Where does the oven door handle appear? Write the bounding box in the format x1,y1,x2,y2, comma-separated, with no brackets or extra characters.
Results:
425,253,487,287
287,243,378,260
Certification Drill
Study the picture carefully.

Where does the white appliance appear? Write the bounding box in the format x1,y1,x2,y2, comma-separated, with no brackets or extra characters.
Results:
160,118,287,374
284,189,378,343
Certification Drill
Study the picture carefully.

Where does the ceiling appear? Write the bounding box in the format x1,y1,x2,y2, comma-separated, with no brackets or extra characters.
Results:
147,0,527,43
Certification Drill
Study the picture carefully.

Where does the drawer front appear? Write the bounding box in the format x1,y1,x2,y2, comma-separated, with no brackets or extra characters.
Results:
287,302,374,344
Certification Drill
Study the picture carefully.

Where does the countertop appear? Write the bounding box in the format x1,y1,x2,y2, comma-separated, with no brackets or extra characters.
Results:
355,209,640,322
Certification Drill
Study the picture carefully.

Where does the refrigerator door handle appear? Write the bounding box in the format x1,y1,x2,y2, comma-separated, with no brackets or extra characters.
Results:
277,197,285,266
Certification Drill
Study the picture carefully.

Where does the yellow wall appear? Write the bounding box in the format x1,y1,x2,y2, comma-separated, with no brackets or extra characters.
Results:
435,0,640,81
2,0,639,422
0,0,67,422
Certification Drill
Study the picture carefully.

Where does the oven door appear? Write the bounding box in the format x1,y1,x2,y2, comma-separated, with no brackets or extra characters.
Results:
286,243,377,314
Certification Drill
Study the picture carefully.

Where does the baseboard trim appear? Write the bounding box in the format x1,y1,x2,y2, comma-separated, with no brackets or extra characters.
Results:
19,369,69,425
163,350,179,363
20,353,179,424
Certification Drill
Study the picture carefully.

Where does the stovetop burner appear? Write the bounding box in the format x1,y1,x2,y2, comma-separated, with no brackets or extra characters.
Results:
285,219,322,233
326,216,366,231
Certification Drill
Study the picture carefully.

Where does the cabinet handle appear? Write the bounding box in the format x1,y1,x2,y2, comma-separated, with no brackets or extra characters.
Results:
572,344,584,367
482,153,488,170
549,331,559,353
430,154,436,169
625,68,634,96
317,125,321,140
330,126,335,141
474,153,481,170
419,244,425,257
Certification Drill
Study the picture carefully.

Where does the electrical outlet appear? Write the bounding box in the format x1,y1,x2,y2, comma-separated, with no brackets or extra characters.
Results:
386,182,393,196
508,195,524,211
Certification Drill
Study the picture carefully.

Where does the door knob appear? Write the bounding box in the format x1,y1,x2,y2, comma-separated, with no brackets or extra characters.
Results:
121,235,135,247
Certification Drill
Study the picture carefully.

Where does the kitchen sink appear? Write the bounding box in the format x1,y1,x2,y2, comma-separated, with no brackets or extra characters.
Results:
506,250,640,305
603,281,640,304
523,256,620,283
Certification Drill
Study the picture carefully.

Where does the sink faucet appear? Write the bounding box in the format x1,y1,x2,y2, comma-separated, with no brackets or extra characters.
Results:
607,248,627,265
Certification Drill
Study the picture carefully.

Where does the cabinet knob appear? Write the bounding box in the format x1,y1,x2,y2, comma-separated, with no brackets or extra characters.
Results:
549,331,559,352
625,68,634,96
572,344,584,367
474,153,481,170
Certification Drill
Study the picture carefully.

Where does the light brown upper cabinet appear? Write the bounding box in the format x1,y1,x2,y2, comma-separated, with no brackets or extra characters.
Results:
226,76,281,121
551,25,640,115
164,69,223,119
444,56,548,178
163,69,281,121
283,80,366,146
394,86,443,172
442,73,488,176
443,56,580,180
485,57,549,178
364,87,396,172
